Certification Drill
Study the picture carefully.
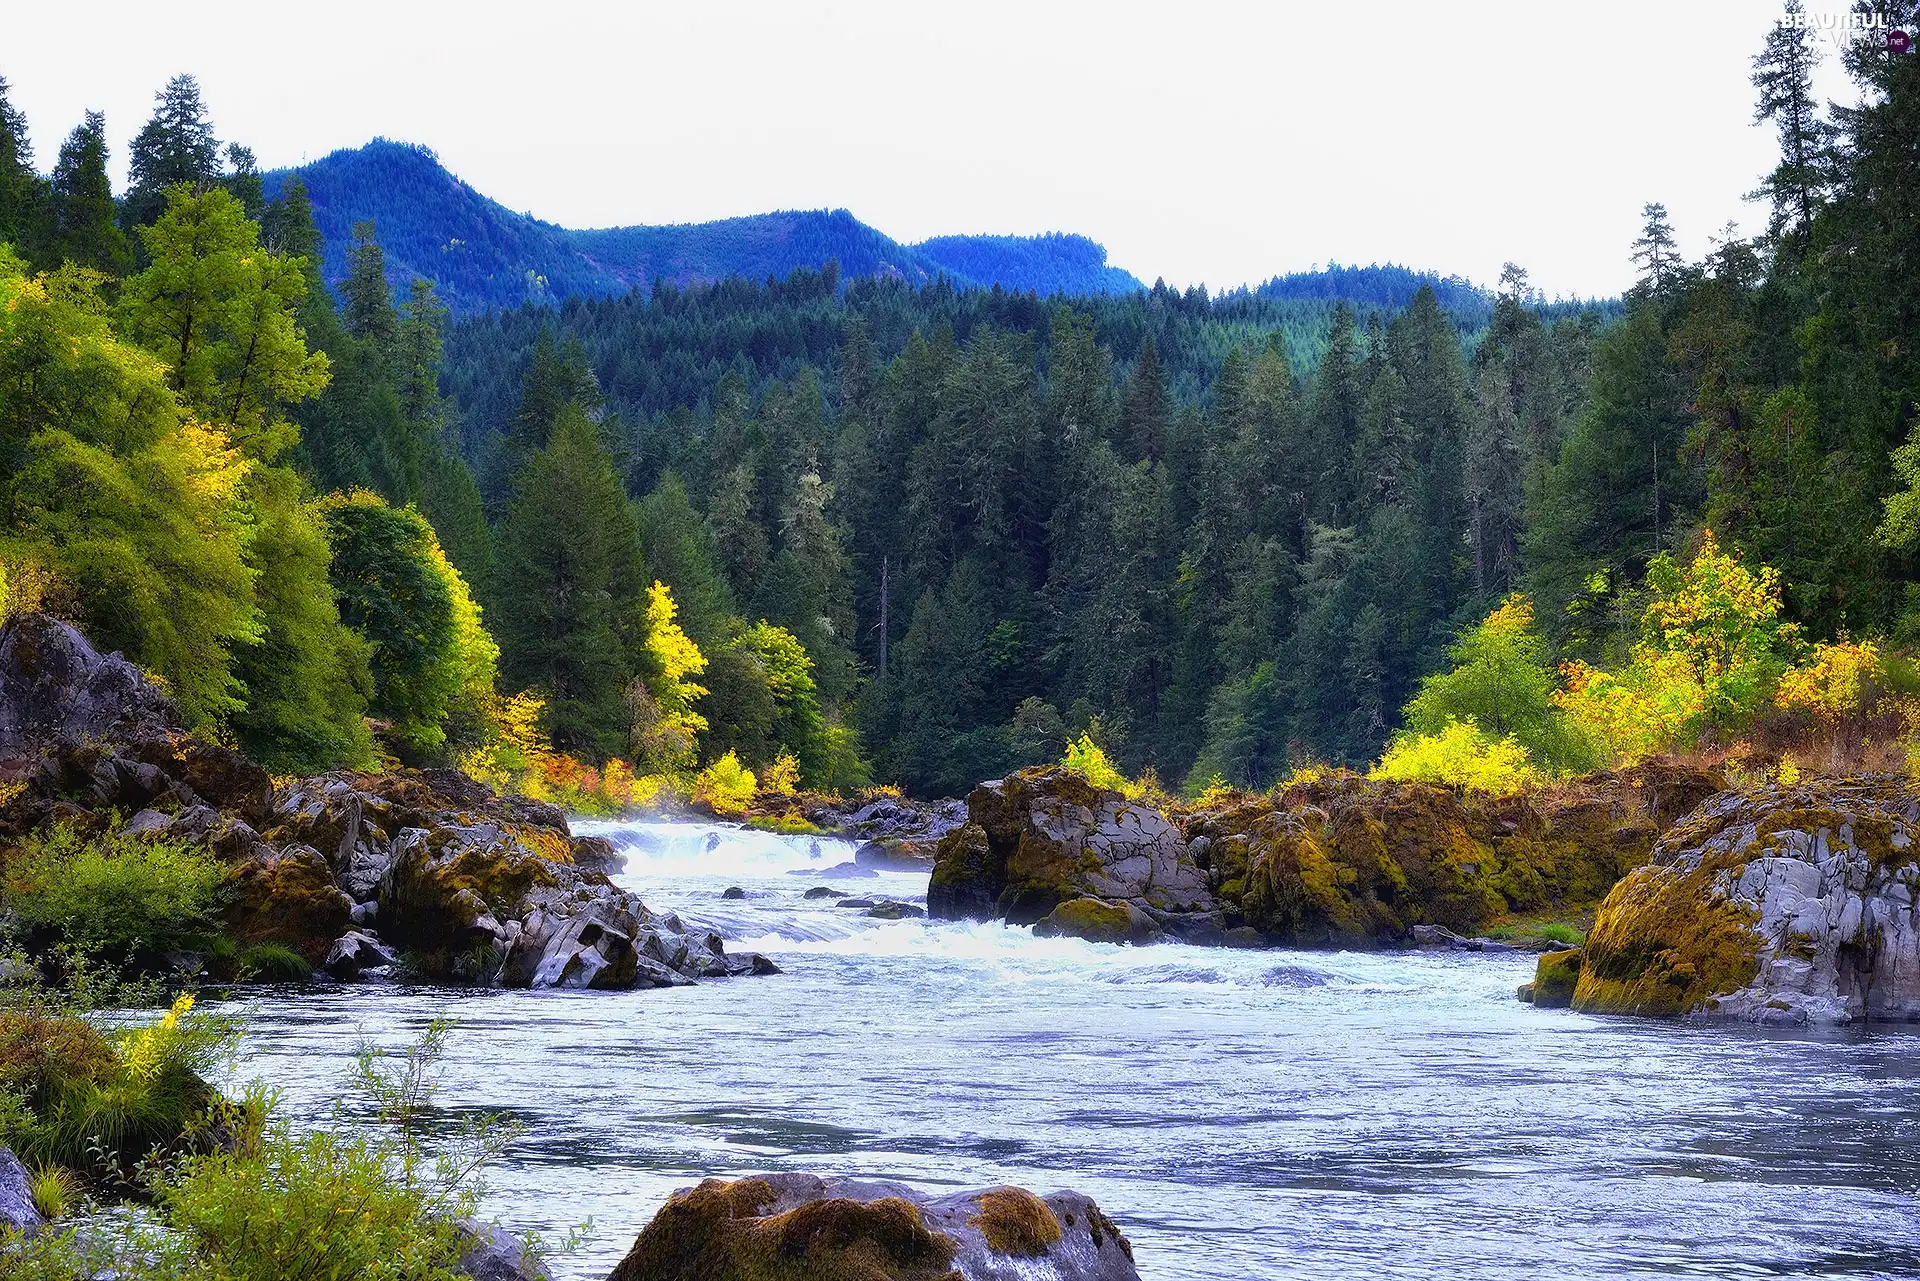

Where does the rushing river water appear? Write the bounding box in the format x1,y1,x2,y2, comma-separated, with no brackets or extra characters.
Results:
226,820,1920,1280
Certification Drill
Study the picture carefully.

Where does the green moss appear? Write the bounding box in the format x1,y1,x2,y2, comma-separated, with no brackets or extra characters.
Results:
1572,864,1761,1016
1032,898,1134,944
969,1187,1063,1257
606,1176,959,1281
1528,948,1583,1009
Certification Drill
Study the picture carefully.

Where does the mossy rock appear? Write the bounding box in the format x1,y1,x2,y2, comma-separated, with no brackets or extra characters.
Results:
1031,897,1161,946
607,1177,959,1281
1527,948,1583,1009
223,845,352,963
968,1187,1062,1257
1572,864,1761,1017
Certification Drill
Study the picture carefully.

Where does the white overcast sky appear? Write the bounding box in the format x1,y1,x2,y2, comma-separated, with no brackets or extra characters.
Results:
6,0,1867,298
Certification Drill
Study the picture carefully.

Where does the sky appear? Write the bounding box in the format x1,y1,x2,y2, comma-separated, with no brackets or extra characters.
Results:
5,0,1868,299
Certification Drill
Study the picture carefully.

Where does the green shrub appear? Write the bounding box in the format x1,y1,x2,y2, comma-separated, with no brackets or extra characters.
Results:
2,824,228,968
158,1124,476,1281
0,993,237,1175
1372,719,1544,795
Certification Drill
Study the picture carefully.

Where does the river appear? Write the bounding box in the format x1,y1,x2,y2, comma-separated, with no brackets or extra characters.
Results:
226,819,1920,1280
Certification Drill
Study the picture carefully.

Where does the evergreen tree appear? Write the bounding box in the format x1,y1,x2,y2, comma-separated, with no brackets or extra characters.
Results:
0,77,50,266
124,74,221,231
1630,202,1681,293
50,111,129,274
493,405,645,758
1751,0,1830,242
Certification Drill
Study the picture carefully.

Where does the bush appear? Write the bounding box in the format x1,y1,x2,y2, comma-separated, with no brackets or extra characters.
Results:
0,993,237,1176
1061,734,1133,795
2,824,228,968
694,750,757,816
1372,719,1544,795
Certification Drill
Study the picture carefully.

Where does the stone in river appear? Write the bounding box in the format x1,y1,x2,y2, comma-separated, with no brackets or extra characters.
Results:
605,1172,1141,1281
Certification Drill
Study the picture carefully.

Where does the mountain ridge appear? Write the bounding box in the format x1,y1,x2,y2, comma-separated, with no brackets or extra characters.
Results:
264,139,1148,314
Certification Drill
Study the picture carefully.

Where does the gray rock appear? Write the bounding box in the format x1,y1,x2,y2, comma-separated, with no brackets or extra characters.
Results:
323,930,400,981
803,886,845,899
455,1218,549,1281
929,768,1217,925
865,901,926,919
720,886,746,900
0,1144,44,1237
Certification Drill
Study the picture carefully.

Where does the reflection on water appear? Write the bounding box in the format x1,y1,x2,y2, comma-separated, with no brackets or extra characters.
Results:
224,820,1920,1280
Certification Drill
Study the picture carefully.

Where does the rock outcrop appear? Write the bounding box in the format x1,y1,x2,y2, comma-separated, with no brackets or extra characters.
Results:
930,763,1725,948
1537,777,1920,1024
0,615,775,993
929,769,1216,926
606,1172,1140,1281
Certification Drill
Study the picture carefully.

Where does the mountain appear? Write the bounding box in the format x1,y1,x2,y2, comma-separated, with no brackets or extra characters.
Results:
263,140,1146,315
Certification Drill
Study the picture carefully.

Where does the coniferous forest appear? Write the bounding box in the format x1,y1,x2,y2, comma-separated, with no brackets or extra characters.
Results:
3,11,1920,804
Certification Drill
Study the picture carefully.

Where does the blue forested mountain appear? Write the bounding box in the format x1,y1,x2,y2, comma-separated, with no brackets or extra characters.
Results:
263,140,1147,314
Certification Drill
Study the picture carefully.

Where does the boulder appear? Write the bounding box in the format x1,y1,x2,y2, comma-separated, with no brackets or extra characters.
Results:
1032,897,1163,946
0,614,177,777
721,886,747,900
455,1219,548,1281
1566,777,1920,1024
1519,948,1583,1008
323,930,400,981
866,901,925,920
224,845,354,963
929,768,1215,926
855,838,941,872
0,1144,44,1237
606,1172,1140,1281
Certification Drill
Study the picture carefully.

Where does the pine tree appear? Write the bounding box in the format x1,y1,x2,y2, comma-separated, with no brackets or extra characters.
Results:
50,111,129,274
1630,202,1681,292
1751,0,1830,241
340,221,398,354
124,74,221,231
493,405,645,758
1119,334,1170,462
0,77,50,265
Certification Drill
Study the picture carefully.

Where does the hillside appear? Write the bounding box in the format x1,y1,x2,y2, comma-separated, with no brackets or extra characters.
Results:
263,140,1149,314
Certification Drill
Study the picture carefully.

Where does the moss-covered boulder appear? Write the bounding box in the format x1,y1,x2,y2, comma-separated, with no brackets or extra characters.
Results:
1568,777,1920,1024
1032,897,1164,945
607,1172,1140,1281
928,768,1214,925
224,844,353,963
1521,948,1584,1008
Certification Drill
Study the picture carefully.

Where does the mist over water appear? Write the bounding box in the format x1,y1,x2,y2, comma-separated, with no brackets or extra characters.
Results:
228,821,1920,1280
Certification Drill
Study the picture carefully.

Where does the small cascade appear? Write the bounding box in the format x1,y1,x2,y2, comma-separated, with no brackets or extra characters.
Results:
571,818,863,880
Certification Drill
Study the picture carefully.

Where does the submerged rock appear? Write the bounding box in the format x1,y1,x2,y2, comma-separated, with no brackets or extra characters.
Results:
1560,777,1920,1024
1032,897,1163,946
606,1172,1140,1281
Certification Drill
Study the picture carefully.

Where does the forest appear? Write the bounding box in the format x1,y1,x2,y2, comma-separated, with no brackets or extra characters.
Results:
2,5,1919,803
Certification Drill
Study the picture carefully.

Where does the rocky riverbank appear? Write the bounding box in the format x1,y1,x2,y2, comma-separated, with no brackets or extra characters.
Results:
928,763,1724,948
0,612,773,991
1520,775,1920,1025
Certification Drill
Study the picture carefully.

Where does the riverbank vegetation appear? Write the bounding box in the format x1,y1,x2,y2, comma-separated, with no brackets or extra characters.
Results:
1,979,552,1281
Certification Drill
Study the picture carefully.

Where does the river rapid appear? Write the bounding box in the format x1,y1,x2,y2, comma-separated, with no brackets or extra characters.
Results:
227,819,1920,1280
